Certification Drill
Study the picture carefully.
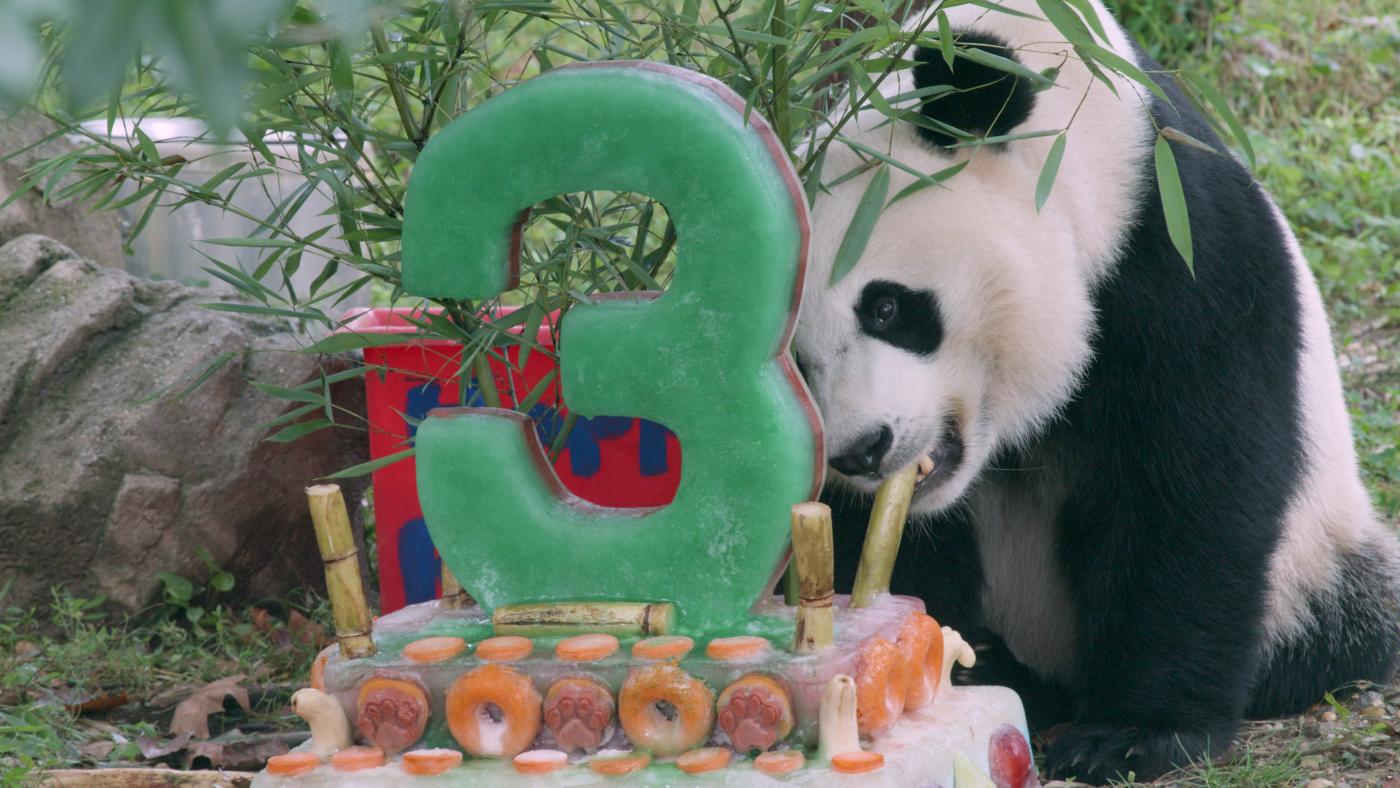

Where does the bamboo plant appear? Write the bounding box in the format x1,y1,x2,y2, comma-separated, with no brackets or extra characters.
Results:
1,0,1253,475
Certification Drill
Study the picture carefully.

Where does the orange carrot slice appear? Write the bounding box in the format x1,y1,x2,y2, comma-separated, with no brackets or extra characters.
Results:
704,635,770,661
832,750,885,774
676,747,732,774
631,635,694,661
513,749,569,775
266,751,320,776
588,750,652,776
754,749,806,775
556,633,620,662
476,635,533,662
403,636,467,663
402,749,463,776
331,745,386,771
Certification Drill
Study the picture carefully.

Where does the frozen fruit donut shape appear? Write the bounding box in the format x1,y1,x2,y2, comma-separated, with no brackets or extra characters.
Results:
403,61,823,631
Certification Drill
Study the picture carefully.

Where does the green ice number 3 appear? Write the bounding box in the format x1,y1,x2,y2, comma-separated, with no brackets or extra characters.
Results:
402,63,823,630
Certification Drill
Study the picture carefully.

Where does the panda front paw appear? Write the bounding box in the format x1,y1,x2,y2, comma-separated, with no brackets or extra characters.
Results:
1043,723,1228,785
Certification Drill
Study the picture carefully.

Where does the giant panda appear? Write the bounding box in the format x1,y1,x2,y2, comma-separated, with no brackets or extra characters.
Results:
791,0,1400,782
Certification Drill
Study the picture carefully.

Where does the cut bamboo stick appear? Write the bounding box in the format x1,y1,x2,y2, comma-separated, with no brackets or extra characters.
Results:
492,601,675,637
782,557,799,606
790,502,834,653
41,768,256,787
306,483,376,659
440,565,471,609
850,463,919,608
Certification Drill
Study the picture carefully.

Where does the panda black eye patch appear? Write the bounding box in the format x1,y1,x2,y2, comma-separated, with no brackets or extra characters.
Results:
855,280,944,356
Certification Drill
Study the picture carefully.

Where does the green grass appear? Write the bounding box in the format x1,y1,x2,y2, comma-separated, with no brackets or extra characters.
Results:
0,587,328,780
1188,0,1400,520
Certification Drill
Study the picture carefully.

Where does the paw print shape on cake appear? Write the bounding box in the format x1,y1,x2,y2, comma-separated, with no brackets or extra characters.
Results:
543,676,616,752
716,674,793,753
355,675,430,755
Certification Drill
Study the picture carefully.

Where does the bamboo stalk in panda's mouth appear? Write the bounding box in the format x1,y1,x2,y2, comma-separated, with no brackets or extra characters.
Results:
850,462,921,608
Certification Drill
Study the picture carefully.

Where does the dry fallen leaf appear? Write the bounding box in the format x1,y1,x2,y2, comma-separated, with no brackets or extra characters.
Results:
137,732,193,760
287,610,325,647
70,689,130,714
248,608,275,634
77,739,116,759
170,675,250,739
182,734,289,770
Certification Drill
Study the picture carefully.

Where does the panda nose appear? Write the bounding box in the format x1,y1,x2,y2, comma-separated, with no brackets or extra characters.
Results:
830,425,893,477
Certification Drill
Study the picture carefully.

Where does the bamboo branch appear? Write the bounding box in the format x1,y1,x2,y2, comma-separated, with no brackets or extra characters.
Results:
370,23,419,142
306,484,376,658
492,601,675,637
850,463,918,608
790,502,835,653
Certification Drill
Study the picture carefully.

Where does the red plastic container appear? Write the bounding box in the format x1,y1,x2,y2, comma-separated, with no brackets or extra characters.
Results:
342,307,682,613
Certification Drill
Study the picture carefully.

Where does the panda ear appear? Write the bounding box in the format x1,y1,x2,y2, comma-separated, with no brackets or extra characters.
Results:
910,31,1036,149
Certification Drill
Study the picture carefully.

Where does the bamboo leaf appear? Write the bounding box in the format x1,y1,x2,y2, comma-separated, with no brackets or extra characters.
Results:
266,418,334,443
830,164,889,285
1160,126,1224,157
302,331,426,354
323,448,415,479
888,159,968,204
256,402,321,431
1181,70,1256,169
515,369,557,415
1062,0,1109,42
1036,0,1095,47
1035,132,1067,213
1153,134,1193,274
1074,41,1168,102
132,351,238,405
202,302,331,325
951,45,1054,88
517,303,546,369
202,237,301,249
937,11,955,69
251,381,326,404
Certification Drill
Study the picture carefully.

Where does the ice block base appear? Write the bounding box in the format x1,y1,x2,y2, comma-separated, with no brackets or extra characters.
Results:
257,597,1030,786
253,684,1024,786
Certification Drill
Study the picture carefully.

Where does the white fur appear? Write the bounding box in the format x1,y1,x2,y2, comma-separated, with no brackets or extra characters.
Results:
794,0,1151,671
796,0,1150,512
963,472,1079,681
795,0,1392,673
1263,197,1398,648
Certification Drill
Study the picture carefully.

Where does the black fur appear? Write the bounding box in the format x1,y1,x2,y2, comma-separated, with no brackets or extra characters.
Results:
822,40,1400,786
1247,552,1400,717
856,280,945,356
911,32,1036,148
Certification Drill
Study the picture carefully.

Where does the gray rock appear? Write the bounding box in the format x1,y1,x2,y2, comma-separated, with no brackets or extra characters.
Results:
0,234,368,614
0,113,126,267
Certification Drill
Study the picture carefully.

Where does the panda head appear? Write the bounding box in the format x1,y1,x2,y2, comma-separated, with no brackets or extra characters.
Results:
796,21,1147,513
